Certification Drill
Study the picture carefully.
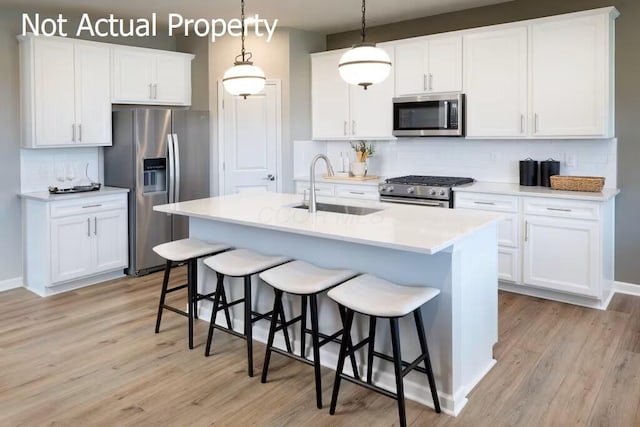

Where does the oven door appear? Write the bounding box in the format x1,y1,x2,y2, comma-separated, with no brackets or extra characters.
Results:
380,196,450,208
392,93,463,137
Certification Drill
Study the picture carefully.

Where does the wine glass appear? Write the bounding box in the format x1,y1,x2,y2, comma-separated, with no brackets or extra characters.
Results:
65,161,75,184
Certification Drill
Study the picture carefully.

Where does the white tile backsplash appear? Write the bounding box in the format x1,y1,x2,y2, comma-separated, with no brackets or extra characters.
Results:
20,147,102,193
295,138,617,188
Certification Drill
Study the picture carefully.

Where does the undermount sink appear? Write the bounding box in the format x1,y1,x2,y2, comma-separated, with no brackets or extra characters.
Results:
292,202,382,216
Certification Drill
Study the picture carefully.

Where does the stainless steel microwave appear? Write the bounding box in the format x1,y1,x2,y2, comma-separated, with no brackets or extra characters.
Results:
392,93,464,137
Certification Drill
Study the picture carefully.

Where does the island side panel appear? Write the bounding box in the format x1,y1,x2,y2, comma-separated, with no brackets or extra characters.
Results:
190,216,464,414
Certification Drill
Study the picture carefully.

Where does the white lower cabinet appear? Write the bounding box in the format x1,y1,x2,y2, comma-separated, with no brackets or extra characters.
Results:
23,192,129,296
455,190,615,307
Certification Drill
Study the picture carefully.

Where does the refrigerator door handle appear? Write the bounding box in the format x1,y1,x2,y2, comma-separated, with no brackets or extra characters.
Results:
172,134,181,203
167,134,175,204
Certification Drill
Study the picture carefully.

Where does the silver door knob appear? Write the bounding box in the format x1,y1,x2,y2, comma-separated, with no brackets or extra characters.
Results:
262,174,276,181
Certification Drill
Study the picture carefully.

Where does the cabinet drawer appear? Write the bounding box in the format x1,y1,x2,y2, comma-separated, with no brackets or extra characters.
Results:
455,192,519,213
294,182,334,197
335,184,379,201
50,195,127,218
523,198,600,220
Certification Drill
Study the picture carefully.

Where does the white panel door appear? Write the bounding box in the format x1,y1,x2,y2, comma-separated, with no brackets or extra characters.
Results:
93,209,128,273
112,48,155,103
311,53,350,139
50,215,93,284
349,45,394,139
464,27,528,137
74,43,111,145
222,82,280,194
531,15,606,137
394,41,427,95
33,38,76,146
155,54,190,104
427,36,463,93
523,216,599,297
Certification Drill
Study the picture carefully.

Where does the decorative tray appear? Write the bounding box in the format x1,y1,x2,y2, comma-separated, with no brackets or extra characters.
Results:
48,183,102,194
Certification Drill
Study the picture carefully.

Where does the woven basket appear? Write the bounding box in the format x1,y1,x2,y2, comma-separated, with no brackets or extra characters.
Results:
550,176,605,192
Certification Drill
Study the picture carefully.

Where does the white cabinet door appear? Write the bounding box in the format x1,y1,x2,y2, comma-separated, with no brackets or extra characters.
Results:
93,209,128,273
349,46,394,139
523,216,599,297
427,36,462,93
74,43,111,145
155,54,190,104
311,53,350,139
464,27,528,137
531,15,607,137
112,48,156,103
50,215,93,284
498,246,521,284
394,41,427,96
33,38,76,146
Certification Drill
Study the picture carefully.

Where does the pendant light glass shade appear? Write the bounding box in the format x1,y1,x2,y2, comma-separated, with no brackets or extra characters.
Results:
223,62,266,97
338,43,391,90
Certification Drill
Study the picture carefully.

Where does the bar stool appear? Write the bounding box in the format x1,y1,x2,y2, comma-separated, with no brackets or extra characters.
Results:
203,249,291,377
153,238,231,350
259,260,359,409
327,274,441,427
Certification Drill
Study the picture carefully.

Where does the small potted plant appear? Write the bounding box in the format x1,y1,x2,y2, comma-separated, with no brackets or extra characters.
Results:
350,141,374,177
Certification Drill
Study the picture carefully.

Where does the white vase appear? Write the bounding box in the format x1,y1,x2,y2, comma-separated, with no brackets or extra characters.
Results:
351,161,367,177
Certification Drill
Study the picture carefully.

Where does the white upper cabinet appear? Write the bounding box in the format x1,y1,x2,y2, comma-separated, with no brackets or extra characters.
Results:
19,35,111,148
311,46,394,140
464,27,528,137
395,35,462,96
112,47,193,105
530,13,612,138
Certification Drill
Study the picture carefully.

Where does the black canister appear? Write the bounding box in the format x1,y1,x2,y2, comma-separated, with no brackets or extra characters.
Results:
519,158,538,186
540,158,561,187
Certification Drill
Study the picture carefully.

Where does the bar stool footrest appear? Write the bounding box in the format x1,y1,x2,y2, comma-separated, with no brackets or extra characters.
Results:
339,373,398,401
166,283,188,294
372,350,428,376
162,304,189,318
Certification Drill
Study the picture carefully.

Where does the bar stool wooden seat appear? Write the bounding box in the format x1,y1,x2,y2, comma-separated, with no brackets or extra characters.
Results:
327,274,441,427
203,249,291,377
258,260,359,409
153,238,231,349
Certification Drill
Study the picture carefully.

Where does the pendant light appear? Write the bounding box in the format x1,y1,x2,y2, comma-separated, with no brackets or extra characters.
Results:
338,0,392,90
222,0,266,98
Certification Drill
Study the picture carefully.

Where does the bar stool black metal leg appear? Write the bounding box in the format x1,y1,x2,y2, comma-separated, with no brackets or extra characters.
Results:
390,318,406,427
217,273,232,329
279,292,293,354
330,307,354,415
188,259,198,320
367,316,377,384
414,308,441,413
244,275,254,377
339,305,360,380
261,289,284,383
155,260,172,333
300,295,307,358
205,279,223,357
187,265,195,350
309,294,323,409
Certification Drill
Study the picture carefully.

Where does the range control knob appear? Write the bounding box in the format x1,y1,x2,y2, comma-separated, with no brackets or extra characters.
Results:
382,185,394,192
407,186,416,194
429,189,437,196
439,190,446,196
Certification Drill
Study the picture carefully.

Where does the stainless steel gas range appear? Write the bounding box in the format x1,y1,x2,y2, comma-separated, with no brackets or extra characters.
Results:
379,175,474,208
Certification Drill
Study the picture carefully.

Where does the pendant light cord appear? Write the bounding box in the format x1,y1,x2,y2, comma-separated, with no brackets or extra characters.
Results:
240,0,246,62
361,0,366,43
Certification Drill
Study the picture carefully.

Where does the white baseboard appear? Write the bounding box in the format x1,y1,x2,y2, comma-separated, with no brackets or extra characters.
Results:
0,277,23,293
613,281,640,296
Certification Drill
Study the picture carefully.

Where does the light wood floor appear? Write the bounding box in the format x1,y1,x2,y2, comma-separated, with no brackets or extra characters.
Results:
2,268,640,426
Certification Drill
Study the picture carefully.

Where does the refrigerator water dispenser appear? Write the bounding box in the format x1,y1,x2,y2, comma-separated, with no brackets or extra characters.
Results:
143,158,167,193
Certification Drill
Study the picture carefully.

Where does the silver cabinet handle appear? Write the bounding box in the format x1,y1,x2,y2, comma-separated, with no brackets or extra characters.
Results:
349,191,365,195
546,207,572,212
149,83,153,99
352,120,356,135
82,204,102,209
520,114,525,134
153,84,158,99
474,201,495,205
534,113,539,133
423,74,428,91
72,124,76,142
94,217,97,235
343,121,348,136
87,218,90,237
78,124,82,142
524,220,529,242
429,73,433,91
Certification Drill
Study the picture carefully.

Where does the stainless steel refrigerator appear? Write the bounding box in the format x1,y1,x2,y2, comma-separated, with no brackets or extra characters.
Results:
104,108,210,276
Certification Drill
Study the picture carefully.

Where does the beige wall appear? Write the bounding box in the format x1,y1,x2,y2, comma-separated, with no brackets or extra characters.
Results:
0,6,176,283
328,0,640,285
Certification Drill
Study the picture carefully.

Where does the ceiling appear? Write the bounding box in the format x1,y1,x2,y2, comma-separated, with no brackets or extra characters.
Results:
1,0,513,33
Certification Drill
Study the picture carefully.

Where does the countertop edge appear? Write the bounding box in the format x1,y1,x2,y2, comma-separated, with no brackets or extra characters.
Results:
453,182,619,202
20,186,130,202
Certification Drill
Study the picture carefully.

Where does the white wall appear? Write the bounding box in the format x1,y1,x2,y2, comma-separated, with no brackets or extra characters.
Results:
20,148,102,193
294,138,618,187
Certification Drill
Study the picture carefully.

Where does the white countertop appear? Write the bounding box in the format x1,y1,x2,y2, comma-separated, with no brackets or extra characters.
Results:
20,186,129,202
154,192,501,255
294,175,383,186
453,181,619,202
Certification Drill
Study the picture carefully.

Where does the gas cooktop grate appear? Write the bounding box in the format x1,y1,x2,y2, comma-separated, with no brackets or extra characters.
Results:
384,175,474,186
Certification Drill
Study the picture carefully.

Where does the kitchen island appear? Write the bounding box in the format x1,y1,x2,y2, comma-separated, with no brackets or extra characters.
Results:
155,193,502,416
